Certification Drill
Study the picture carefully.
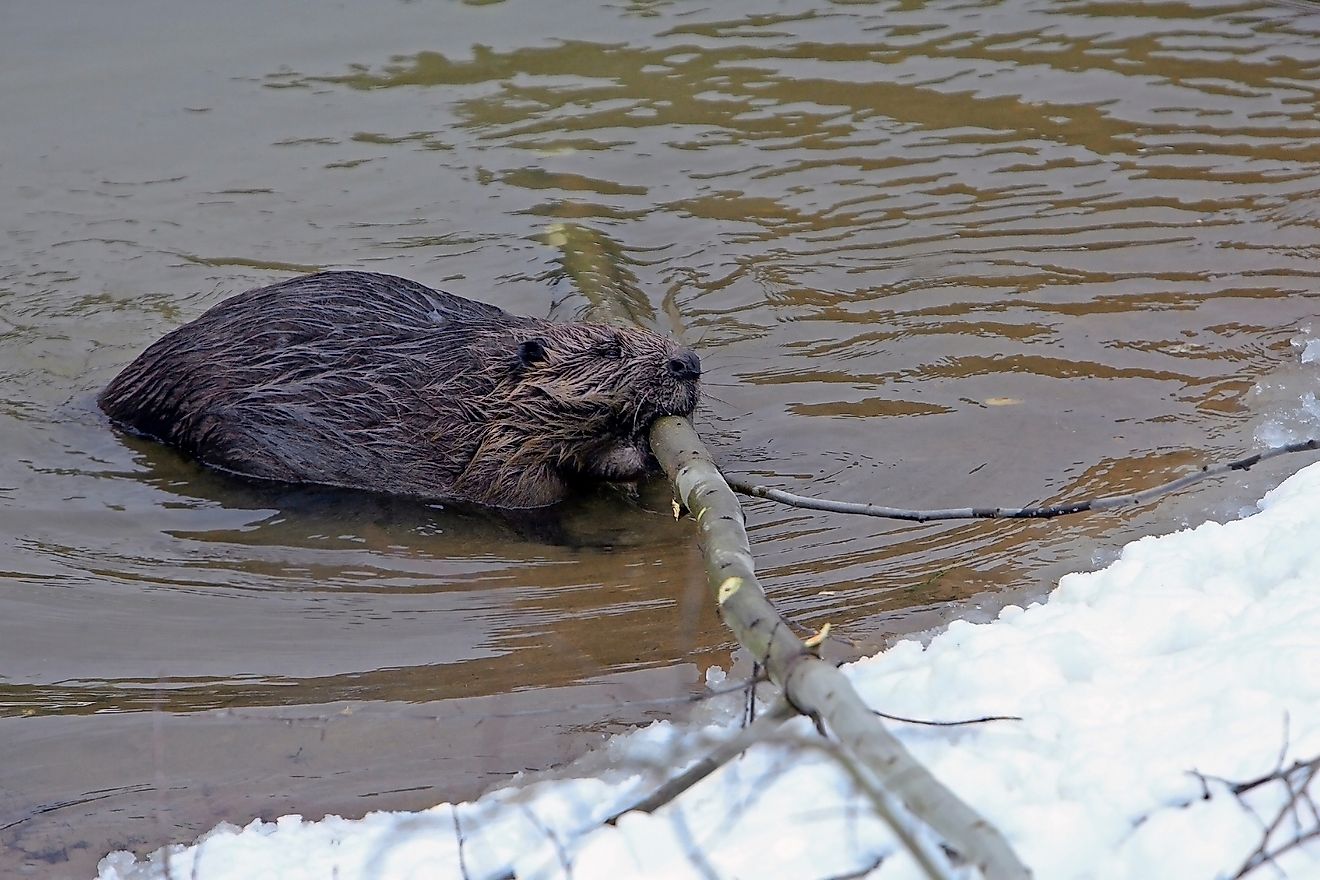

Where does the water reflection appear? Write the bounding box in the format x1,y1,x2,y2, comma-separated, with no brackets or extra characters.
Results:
2,426,707,718
4,0,1317,722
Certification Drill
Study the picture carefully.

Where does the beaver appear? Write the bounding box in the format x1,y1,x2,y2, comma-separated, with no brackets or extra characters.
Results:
99,271,701,508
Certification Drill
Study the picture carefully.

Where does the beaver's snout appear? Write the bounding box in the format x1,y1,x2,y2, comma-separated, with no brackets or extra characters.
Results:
658,346,701,422
667,350,702,382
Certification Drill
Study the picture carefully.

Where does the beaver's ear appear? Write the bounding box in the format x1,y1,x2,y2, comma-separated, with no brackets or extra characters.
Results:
518,338,548,367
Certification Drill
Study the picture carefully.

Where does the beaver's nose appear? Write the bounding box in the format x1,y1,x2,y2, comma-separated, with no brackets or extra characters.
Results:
667,351,702,381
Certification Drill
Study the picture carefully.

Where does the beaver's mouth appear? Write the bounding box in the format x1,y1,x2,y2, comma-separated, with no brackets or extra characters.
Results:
589,434,656,482
582,376,698,483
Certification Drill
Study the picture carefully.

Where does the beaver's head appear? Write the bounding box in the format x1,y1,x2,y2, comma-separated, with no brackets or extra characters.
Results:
495,320,701,483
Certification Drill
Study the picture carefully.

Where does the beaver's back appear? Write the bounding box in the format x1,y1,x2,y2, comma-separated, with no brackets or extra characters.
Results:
99,271,521,497
101,270,701,507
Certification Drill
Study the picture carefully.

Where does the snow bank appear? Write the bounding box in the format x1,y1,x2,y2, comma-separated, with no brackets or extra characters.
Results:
99,460,1320,880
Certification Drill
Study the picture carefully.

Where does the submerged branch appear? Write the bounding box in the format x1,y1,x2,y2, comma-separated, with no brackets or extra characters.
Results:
542,221,658,329
730,439,1320,522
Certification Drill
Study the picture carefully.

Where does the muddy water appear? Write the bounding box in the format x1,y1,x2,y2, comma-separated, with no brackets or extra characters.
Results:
3,0,1319,874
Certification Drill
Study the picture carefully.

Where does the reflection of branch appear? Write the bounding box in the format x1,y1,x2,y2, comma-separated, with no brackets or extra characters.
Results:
730,439,1320,522
541,222,657,328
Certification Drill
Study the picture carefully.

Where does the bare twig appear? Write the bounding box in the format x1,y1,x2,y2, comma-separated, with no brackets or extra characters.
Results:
453,806,472,880
799,734,959,880
823,854,887,880
1233,760,1320,878
618,712,962,880
667,804,725,880
873,709,1022,728
608,698,797,821
1228,757,1320,797
519,804,574,879
729,439,1320,522
1195,752,1320,879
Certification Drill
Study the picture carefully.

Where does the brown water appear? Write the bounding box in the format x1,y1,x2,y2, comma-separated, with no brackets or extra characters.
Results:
3,0,1319,875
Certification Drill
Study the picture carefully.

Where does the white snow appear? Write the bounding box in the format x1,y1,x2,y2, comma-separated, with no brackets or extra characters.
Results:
98,344,1320,879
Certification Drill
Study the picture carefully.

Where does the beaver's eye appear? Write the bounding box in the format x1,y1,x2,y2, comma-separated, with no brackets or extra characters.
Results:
597,338,623,359
518,338,548,367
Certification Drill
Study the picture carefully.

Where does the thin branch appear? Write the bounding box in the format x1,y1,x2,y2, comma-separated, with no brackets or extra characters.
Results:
873,709,1022,728
519,804,573,879
453,806,473,880
1205,752,1320,879
1230,757,1320,797
814,739,958,880
758,729,959,880
729,439,1320,522
1233,762,1320,879
822,854,886,880
625,716,963,880
667,802,726,880
608,698,797,822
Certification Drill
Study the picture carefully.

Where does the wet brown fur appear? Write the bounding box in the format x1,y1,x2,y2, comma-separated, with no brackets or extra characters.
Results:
99,271,701,508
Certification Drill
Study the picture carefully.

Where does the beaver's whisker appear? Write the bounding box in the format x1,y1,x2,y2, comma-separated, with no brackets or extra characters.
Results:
698,391,732,407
